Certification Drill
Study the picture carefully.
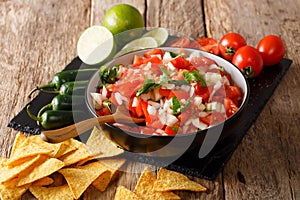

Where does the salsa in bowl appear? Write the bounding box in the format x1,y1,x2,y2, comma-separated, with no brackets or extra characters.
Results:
86,47,249,155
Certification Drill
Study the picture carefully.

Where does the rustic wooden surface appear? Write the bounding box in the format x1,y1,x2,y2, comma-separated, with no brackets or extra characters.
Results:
0,0,299,199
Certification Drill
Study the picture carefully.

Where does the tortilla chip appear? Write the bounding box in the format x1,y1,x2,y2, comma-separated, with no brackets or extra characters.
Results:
10,132,27,158
29,184,73,200
8,142,54,166
134,167,180,200
56,138,82,158
59,166,105,199
115,185,142,200
153,168,207,192
0,155,41,183
86,127,124,158
32,177,54,186
92,158,126,191
58,143,92,166
27,135,63,158
17,157,64,187
0,182,29,200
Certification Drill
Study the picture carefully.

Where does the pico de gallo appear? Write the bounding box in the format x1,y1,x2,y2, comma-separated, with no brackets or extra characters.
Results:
90,48,243,136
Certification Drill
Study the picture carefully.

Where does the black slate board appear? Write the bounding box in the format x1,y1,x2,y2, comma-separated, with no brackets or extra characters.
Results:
7,56,292,180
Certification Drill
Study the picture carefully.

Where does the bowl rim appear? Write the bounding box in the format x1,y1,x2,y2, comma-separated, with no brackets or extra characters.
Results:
85,47,250,138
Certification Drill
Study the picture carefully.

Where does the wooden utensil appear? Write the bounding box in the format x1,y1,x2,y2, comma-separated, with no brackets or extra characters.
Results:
40,106,145,143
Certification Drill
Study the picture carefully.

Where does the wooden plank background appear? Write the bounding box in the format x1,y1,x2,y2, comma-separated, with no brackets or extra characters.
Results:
0,0,299,199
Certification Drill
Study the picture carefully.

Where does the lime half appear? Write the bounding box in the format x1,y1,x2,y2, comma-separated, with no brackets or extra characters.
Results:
142,28,169,46
122,37,158,50
77,25,115,65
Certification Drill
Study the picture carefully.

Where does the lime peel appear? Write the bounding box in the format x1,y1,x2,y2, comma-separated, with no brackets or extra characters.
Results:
142,28,169,46
77,25,115,65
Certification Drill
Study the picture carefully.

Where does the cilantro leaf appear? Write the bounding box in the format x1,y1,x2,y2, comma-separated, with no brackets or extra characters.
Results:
183,70,207,87
136,79,160,96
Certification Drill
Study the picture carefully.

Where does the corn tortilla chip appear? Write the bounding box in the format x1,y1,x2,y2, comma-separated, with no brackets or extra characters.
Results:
153,168,207,192
92,170,112,192
92,158,126,191
134,167,180,200
29,184,73,200
55,139,80,158
0,155,41,183
115,185,142,200
8,142,54,166
86,127,124,158
0,182,29,200
32,176,54,186
59,166,105,199
58,143,92,166
10,132,27,158
27,135,63,158
17,157,64,187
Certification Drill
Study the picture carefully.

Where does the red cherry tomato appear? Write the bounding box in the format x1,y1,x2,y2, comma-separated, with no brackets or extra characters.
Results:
189,38,219,55
166,37,190,48
232,46,264,78
257,35,285,66
219,33,247,61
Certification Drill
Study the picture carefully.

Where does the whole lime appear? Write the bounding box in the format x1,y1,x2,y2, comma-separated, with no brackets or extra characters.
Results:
102,4,144,35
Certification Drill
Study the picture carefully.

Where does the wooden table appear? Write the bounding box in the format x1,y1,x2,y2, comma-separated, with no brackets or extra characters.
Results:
1,0,299,199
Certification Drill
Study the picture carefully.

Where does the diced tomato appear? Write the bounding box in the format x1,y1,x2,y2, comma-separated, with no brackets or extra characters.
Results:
143,56,162,65
164,126,178,135
114,79,143,97
159,87,171,97
194,84,213,103
150,120,164,129
189,56,217,72
200,114,211,125
144,48,164,58
135,98,144,117
168,90,190,100
133,55,144,67
220,70,232,83
170,56,191,70
224,97,239,117
140,101,151,125
225,84,242,106
200,112,225,125
149,64,163,75
178,109,191,124
96,107,111,116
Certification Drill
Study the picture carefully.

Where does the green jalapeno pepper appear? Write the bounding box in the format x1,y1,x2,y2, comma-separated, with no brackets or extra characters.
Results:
28,68,97,98
37,94,85,117
27,105,85,130
39,80,88,96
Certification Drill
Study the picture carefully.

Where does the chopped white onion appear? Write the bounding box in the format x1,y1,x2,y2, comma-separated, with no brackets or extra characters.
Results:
90,93,102,110
205,72,222,86
194,96,203,107
162,52,172,62
131,97,138,107
114,92,123,105
147,105,157,115
166,113,178,126
167,62,176,71
101,86,107,98
180,85,190,93
192,118,208,130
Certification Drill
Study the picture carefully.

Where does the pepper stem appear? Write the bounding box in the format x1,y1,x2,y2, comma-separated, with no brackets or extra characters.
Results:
28,83,57,98
26,105,42,122
37,104,53,118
